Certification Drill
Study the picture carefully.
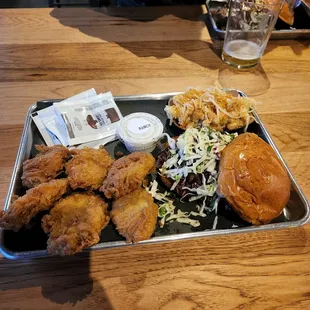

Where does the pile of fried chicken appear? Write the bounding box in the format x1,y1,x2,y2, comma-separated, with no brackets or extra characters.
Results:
0,145,158,256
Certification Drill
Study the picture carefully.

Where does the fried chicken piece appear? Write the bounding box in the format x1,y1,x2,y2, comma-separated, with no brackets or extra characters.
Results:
65,146,114,190
111,188,158,243
42,193,110,256
22,145,70,188
100,152,155,199
0,179,69,232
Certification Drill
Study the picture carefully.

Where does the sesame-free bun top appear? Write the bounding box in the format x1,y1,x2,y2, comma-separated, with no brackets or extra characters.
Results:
218,133,290,225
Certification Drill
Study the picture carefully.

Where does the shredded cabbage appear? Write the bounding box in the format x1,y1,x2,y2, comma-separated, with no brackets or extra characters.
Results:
212,215,218,230
160,127,237,203
145,180,205,228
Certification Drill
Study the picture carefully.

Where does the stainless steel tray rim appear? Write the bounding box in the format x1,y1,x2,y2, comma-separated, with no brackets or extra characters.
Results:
4,106,33,212
1,217,307,260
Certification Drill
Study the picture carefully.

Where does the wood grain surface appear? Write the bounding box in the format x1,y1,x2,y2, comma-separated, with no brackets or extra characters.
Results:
0,5,310,310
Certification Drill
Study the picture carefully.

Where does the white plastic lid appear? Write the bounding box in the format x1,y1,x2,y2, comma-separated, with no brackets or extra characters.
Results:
117,113,163,147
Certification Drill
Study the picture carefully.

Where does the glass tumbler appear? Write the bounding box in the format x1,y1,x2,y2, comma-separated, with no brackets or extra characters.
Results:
222,0,284,68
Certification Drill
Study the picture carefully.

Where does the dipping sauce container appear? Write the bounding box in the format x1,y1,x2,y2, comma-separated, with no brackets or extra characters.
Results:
117,112,164,153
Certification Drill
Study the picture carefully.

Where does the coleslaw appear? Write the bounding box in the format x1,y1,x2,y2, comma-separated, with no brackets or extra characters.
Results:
158,127,237,203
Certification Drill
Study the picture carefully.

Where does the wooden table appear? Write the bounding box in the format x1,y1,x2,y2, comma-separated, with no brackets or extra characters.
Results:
0,5,310,309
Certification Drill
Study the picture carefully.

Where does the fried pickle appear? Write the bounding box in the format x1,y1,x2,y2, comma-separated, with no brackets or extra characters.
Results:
21,145,70,188
100,152,155,199
65,146,114,190
42,192,109,256
0,179,69,232
111,188,158,243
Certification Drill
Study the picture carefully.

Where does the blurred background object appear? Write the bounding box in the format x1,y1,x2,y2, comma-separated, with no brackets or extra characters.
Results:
0,0,206,8
301,0,310,17
278,0,299,25
206,0,310,39
0,0,104,7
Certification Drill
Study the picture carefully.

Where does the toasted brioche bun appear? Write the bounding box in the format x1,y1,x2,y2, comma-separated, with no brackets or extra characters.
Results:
218,133,290,225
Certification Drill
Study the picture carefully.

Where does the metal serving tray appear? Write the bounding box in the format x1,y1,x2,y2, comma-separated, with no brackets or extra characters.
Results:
206,0,310,40
1,92,309,259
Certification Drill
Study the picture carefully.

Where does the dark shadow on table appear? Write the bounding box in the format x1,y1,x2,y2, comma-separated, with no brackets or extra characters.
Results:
0,252,113,309
50,6,225,71
49,6,309,96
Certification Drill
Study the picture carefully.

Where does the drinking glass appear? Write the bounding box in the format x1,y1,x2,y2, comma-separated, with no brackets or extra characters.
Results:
222,0,284,68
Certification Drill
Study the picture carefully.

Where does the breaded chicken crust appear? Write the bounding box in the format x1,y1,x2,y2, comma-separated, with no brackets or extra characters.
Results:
22,145,70,188
0,179,69,232
66,146,114,190
42,192,110,256
111,188,158,243
100,152,155,199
